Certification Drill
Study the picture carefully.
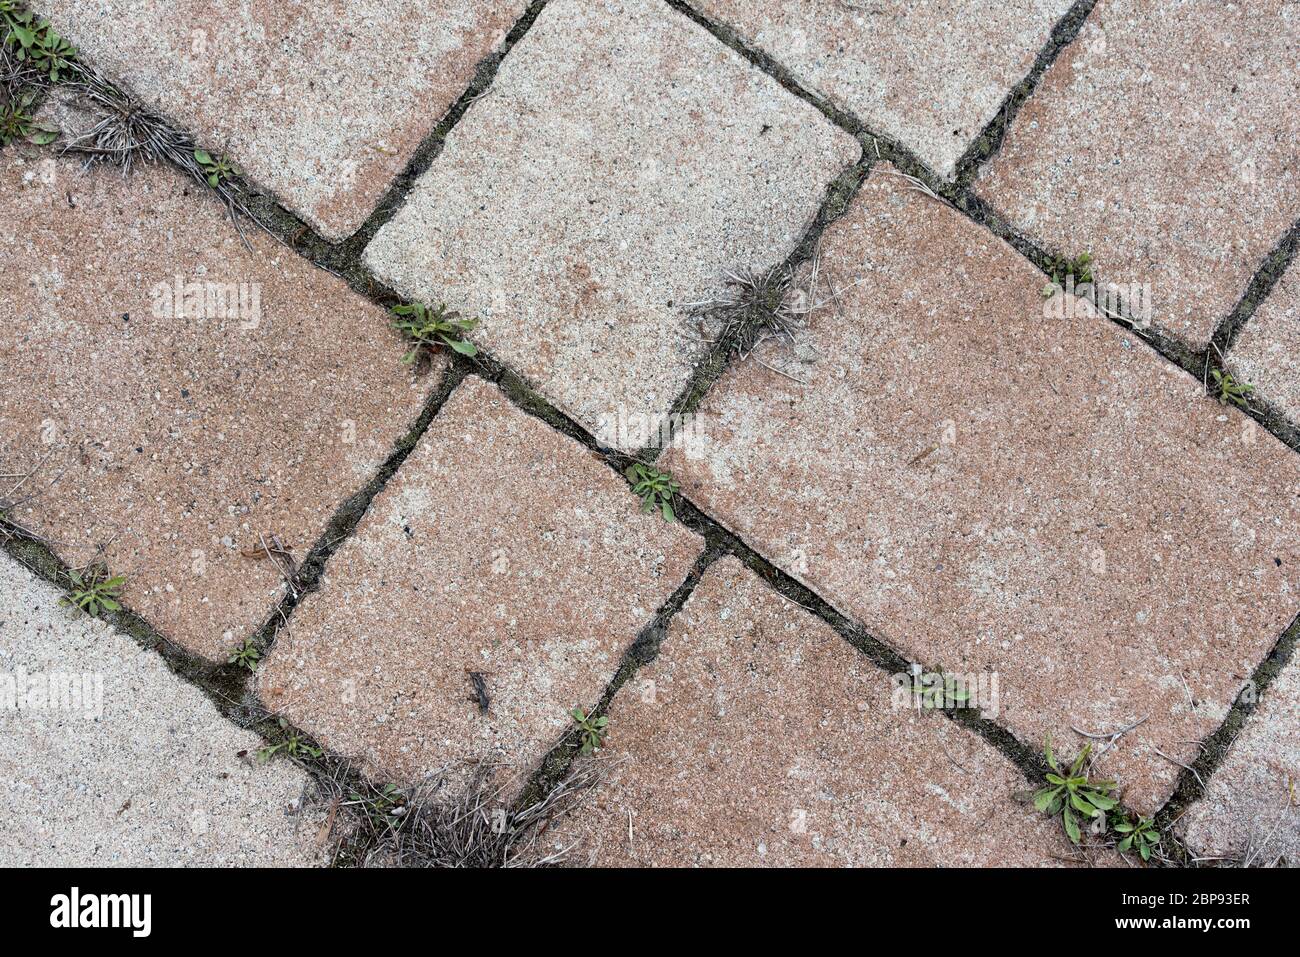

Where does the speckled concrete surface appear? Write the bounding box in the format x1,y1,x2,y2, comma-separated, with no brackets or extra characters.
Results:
694,0,1074,178
259,376,703,787
976,0,1300,348
551,558,1082,866
40,0,528,240
664,166,1300,815
0,551,323,866
1229,261,1300,427
4,0,1300,870
1181,654,1300,865
0,151,437,661
364,0,858,450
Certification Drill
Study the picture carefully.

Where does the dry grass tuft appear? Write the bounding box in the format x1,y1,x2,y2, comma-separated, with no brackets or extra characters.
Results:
686,248,856,383
689,264,804,361
315,757,613,868
58,63,262,242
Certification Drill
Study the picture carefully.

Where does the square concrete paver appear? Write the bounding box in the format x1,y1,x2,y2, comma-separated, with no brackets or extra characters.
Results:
0,151,436,661
0,551,323,866
553,558,1078,866
664,166,1300,814
1180,651,1300,866
259,375,703,786
975,0,1300,348
41,0,529,240
693,0,1074,178
1229,260,1300,427
363,0,858,451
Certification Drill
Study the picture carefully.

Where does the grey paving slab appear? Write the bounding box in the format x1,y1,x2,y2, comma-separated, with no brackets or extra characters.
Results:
0,550,324,866
364,0,858,450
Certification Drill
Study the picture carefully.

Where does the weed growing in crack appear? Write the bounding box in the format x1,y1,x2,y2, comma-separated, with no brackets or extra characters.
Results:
906,665,971,710
1033,734,1118,844
1113,812,1160,862
570,706,608,755
0,15,42,92
1210,368,1254,409
348,782,408,830
391,302,479,363
625,462,679,522
1,3,76,82
1042,251,1094,297
193,148,236,188
227,638,261,672
60,563,126,618
0,86,54,145
257,717,323,764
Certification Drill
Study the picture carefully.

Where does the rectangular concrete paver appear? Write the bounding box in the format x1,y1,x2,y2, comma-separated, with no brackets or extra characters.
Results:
694,0,1074,178
259,375,703,787
363,0,858,451
42,0,529,240
664,166,1300,815
0,551,323,866
552,558,1079,866
1180,649,1300,866
1229,260,1300,428
0,151,436,661
975,0,1300,348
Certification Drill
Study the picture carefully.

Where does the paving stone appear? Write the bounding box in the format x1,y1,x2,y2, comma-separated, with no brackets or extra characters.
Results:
363,0,858,451
552,558,1078,866
0,551,323,866
1180,652,1299,865
41,0,529,240
0,150,436,661
975,0,1300,348
258,375,704,786
663,166,1300,815
693,0,1074,179
1229,260,1300,427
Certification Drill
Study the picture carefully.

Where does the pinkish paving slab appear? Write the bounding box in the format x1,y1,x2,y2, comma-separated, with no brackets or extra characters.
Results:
41,0,528,240
552,558,1082,866
976,0,1300,348
1229,260,1300,427
258,376,703,786
693,0,1074,178
0,150,436,661
664,166,1300,815
364,0,858,451
1180,651,1299,865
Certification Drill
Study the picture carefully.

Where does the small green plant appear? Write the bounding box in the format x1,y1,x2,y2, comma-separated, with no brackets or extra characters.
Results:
227,638,261,672
1032,735,1118,844
1113,813,1160,862
60,565,126,618
2,7,77,82
1042,251,1094,297
391,302,478,360
1210,368,1254,409
257,717,323,764
0,89,57,145
193,149,237,188
625,462,679,522
907,666,970,710
570,706,608,755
